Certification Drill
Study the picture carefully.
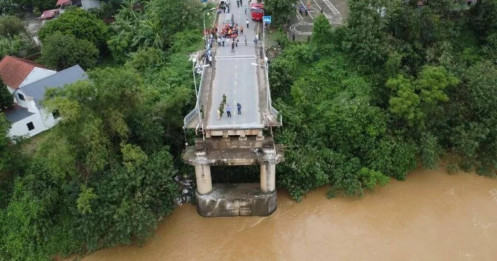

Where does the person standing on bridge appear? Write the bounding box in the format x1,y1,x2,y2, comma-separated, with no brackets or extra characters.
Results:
231,41,235,52
237,103,242,115
244,5,247,15
246,19,249,29
236,0,239,8
226,105,232,117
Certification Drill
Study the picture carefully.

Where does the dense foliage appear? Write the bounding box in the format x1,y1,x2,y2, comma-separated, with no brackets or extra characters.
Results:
0,15,37,59
271,0,497,200
0,1,204,260
0,78,13,110
39,8,109,52
264,0,295,25
0,15,24,36
40,32,99,70
107,0,204,62
0,0,57,15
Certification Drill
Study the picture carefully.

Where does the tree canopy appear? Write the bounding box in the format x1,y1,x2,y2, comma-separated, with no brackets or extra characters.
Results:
39,8,109,51
40,32,99,70
0,79,13,110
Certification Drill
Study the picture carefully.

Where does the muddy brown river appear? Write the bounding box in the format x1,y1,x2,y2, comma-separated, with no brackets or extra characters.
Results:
82,169,497,260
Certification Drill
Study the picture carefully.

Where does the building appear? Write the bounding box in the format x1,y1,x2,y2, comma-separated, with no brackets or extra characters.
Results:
56,0,102,13
0,56,56,92
39,9,60,20
0,56,87,138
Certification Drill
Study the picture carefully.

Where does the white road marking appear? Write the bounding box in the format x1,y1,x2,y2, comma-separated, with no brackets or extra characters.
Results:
312,0,322,11
296,7,304,21
321,0,340,16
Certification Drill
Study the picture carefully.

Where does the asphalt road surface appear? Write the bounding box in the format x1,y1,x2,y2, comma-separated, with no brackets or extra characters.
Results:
206,2,263,129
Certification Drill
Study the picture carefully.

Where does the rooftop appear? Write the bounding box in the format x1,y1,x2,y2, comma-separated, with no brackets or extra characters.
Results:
4,105,34,123
20,65,87,108
0,56,46,89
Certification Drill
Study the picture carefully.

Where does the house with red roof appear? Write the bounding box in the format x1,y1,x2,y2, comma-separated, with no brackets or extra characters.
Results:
0,56,56,95
0,56,87,138
39,9,60,20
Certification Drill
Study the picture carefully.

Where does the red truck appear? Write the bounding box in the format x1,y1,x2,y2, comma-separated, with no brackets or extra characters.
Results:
250,2,264,21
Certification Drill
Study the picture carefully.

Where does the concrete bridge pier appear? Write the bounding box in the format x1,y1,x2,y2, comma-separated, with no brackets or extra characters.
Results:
183,137,284,217
260,163,276,192
260,148,277,193
195,164,212,194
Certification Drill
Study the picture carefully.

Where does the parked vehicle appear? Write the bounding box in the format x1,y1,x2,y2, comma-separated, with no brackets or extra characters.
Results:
250,2,264,21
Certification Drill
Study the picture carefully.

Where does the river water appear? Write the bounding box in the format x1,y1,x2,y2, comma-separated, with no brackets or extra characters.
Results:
82,169,497,261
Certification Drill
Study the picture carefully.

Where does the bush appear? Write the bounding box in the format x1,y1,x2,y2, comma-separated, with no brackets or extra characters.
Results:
39,9,108,52
0,34,38,59
0,15,25,37
40,32,99,70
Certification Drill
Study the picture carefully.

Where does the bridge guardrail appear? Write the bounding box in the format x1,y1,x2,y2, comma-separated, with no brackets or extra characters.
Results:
183,57,206,128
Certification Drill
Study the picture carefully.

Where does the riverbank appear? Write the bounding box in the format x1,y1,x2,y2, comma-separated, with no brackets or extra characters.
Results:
78,168,497,261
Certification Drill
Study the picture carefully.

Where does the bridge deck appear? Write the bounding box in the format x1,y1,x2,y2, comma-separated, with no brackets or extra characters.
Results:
184,3,281,131
205,8,263,130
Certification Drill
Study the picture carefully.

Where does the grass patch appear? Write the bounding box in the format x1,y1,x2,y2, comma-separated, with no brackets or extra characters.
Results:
19,131,49,157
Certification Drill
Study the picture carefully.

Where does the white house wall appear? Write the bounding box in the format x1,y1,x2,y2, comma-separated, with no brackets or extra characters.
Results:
82,0,101,9
40,107,59,129
13,89,32,109
8,113,47,138
19,68,56,88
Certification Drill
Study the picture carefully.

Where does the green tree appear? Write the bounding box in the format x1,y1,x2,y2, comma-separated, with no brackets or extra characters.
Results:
469,0,497,41
311,15,334,53
0,79,13,110
0,114,12,172
344,0,390,71
40,32,99,70
264,0,294,25
0,34,37,59
0,15,25,36
387,66,458,128
39,8,109,51
146,0,202,46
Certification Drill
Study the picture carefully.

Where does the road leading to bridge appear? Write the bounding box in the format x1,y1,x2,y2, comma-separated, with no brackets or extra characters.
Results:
206,4,263,130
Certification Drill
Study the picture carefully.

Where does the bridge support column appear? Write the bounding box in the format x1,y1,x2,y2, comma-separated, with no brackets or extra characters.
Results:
260,163,275,193
239,131,247,141
256,130,264,141
195,164,212,194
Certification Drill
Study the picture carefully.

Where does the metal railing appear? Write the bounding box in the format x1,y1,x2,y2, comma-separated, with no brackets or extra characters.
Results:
183,58,206,128
261,23,281,127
